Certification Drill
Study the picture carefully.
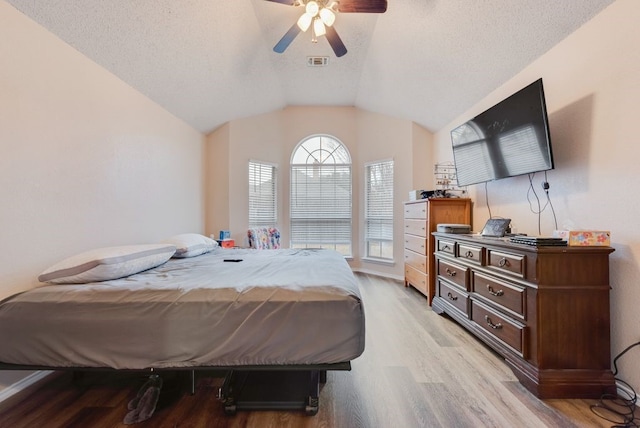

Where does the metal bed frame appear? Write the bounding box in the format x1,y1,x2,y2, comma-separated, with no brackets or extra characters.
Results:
0,361,352,415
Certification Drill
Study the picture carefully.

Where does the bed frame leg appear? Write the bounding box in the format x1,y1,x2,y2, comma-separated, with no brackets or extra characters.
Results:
319,370,327,384
219,370,238,415
190,370,195,395
305,371,320,416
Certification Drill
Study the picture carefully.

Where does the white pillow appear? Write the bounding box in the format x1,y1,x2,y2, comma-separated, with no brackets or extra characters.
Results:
38,244,177,284
162,233,218,258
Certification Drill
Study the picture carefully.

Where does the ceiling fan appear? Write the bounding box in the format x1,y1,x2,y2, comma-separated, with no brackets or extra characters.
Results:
267,0,388,57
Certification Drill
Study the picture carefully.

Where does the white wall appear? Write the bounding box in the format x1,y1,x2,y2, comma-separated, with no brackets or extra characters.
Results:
205,106,431,278
0,1,204,392
433,0,640,395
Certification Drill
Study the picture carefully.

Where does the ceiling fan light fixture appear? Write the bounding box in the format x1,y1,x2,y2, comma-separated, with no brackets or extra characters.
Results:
297,12,313,31
319,8,335,26
305,1,320,17
313,17,326,37
272,0,388,57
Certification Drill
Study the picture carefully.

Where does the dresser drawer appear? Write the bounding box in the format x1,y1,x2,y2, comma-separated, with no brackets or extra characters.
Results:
457,243,483,265
404,234,427,255
436,238,456,255
438,279,469,315
405,264,427,295
471,271,526,318
436,259,468,290
404,202,427,219
471,300,526,357
404,250,427,273
404,219,427,237
487,249,525,278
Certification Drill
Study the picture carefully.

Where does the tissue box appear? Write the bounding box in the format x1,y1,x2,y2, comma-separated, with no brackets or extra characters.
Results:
553,230,610,246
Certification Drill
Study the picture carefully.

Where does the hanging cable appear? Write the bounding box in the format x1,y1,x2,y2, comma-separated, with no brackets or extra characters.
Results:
484,181,492,219
527,174,544,234
543,171,558,230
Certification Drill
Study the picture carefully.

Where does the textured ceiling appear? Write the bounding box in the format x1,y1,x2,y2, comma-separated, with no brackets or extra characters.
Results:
6,0,616,134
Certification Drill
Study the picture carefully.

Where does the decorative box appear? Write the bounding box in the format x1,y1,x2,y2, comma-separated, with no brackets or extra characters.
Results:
217,239,235,248
553,230,610,246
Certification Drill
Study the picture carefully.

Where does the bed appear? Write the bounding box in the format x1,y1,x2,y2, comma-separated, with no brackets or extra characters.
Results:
0,245,365,415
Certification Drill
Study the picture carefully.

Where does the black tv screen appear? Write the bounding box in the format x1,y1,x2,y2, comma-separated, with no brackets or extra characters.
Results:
451,78,554,187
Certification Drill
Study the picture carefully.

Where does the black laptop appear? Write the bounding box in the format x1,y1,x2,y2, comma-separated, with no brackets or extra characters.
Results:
480,218,511,237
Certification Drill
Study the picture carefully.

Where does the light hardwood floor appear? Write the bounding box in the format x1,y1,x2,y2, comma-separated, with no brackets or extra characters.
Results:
0,273,629,427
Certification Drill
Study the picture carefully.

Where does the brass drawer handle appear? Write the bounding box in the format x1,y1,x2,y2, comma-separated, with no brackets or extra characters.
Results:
465,250,474,258
442,244,451,251
498,258,510,267
484,315,503,330
445,268,457,277
447,292,458,301
487,285,504,297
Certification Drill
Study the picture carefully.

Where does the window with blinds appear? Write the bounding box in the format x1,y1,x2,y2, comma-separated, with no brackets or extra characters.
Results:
290,135,352,256
248,160,277,228
365,160,394,260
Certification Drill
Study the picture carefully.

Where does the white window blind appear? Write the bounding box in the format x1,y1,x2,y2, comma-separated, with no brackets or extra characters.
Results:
365,160,394,260
248,160,277,228
290,136,352,256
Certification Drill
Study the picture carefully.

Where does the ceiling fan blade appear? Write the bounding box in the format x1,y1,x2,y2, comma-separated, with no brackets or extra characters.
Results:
325,26,347,58
337,0,387,13
274,22,302,53
264,0,296,5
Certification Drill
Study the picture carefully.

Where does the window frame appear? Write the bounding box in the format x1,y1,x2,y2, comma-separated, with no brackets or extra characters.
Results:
363,159,394,262
289,135,352,257
248,160,278,228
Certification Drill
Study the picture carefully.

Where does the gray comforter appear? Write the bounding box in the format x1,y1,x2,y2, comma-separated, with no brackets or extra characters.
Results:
0,249,365,369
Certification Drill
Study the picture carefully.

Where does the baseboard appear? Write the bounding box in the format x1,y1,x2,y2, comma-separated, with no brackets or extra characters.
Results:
616,379,637,402
0,370,53,403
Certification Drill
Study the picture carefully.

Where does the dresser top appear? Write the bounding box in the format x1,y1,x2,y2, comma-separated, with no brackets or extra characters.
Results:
432,232,614,255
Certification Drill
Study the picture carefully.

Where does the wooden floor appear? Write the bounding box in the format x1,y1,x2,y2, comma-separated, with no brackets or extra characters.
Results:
0,273,629,427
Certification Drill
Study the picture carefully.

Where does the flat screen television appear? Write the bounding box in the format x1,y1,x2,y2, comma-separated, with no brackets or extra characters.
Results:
450,78,554,187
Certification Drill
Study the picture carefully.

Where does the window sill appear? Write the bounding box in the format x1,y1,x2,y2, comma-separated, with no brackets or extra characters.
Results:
361,257,395,267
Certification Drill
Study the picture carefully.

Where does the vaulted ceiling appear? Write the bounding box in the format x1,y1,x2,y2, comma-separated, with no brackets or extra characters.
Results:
6,0,615,134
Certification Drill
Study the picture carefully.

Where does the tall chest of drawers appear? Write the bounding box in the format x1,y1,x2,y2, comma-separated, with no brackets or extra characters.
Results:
403,199,471,303
432,232,616,399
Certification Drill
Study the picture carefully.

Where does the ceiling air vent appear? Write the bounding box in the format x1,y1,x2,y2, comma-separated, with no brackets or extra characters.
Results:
307,56,329,67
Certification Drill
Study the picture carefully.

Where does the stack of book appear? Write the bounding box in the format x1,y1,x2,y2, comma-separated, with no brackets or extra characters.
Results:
509,236,567,247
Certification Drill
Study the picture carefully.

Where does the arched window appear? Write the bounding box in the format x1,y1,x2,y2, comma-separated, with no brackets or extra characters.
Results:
290,135,352,256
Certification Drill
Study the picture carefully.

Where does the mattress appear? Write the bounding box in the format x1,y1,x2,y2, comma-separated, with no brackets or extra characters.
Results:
0,248,365,370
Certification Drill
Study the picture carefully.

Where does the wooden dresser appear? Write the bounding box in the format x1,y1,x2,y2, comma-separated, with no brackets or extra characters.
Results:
432,232,616,398
403,198,471,303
